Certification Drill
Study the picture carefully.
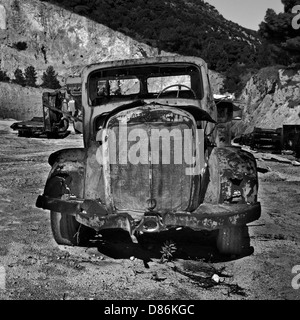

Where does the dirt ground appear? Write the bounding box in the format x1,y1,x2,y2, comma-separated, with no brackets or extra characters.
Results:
0,119,299,301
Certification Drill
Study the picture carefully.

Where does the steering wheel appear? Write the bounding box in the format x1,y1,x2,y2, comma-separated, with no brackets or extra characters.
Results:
157,84,196,99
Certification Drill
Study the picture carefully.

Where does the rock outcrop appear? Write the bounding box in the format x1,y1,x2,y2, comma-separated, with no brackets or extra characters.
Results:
233,66,300,136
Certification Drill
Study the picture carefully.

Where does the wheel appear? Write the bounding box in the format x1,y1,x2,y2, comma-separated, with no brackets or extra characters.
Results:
50,211,94,246
216,225,251,255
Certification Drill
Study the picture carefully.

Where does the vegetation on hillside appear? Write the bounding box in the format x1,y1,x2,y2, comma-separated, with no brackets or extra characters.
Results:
24,66,38,87
1,65,60,89
13,68,26,86
41,66,61,89
259,0,300,66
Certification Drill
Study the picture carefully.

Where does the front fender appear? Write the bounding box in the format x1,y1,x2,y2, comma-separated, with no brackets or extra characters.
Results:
48,148,85,166
45,148,86,199
204,147,259,204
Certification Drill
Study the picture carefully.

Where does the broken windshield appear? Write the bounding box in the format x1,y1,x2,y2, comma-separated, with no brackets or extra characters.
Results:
87,63,203,106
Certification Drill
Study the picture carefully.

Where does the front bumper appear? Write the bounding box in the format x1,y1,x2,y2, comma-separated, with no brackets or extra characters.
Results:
36,195,261,234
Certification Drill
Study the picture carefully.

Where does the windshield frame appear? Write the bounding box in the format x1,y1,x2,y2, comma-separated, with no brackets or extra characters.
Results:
87,62,204,106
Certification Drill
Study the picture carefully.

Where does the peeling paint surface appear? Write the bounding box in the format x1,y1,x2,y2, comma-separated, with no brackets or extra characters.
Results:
215,148,258,204
104,105,198,213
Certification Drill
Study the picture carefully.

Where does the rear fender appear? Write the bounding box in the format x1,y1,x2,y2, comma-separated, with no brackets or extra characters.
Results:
44,148,86,199
204,147,258,204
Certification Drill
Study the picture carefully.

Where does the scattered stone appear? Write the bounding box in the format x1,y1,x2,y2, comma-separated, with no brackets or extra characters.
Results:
151,272,167,282
292,160,300,166
264,154,292,164
146,261,158,268
212,274,220,283
257,161,271,173
282,150,294,155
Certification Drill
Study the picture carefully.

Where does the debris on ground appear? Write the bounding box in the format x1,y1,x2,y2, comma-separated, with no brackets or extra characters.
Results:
212,274,220,283
170,263,247,296
256,160,271,173
261,154,292,163
151,272,167,282
292,160,300,166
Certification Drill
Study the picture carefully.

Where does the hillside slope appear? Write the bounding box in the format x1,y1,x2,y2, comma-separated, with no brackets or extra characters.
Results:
233,66,300,136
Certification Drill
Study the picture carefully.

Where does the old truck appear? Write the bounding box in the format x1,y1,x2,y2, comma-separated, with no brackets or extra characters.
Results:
10,91,70,139
36,56,261,256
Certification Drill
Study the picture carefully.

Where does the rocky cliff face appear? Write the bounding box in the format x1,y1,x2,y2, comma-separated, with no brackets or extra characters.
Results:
233,66,300,136
0,0,164,84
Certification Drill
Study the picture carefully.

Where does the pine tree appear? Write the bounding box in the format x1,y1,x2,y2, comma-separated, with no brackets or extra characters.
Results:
41,66,61,89
14,68,26,86
24,66,37,87
259,1,300,65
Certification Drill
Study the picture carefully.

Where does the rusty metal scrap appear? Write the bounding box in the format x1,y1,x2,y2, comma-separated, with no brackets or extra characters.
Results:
215,148,258,204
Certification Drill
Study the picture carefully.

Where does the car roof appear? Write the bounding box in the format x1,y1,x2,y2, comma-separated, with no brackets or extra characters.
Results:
81,55,207,79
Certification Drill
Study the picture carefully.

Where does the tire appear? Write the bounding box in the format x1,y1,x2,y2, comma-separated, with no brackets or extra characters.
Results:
217,225,251,256
50,211,94,246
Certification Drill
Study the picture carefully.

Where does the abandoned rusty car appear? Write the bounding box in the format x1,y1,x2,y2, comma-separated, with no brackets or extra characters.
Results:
36,56,261,255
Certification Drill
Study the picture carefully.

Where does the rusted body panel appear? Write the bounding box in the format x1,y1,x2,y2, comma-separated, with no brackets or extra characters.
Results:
101,105,199,214
37,143,261,234
46,148,86,199
37,194,260,233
